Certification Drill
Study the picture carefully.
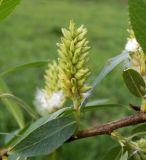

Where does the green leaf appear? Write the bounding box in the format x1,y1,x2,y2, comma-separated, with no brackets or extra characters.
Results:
0,78,25,128
0,93,38,119
129,0,146,54
0,0,20,22
123,69,146,97
5,126,29,147
4,130,19,144
10,108,72,148
85,99,109,106
82,104,127,112
131,123,146,134
0,132,13,136
10,116,76,157
102,145,122,160
81,50,129,107
8,154,27,160
0,61,48,77
120,151,128,160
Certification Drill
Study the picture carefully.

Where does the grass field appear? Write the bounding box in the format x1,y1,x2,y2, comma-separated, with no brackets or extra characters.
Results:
0,0,135,159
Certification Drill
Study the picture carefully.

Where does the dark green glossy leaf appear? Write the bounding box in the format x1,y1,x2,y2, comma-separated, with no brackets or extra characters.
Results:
123,69,146,97
0,0,20,22
129,0,146,54
10,116,76,157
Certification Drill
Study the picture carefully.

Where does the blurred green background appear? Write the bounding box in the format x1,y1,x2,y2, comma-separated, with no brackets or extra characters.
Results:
0,0,139,159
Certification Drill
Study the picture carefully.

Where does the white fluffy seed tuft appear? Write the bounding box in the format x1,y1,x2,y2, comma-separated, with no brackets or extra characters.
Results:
125,38,139,52
34,89,65,115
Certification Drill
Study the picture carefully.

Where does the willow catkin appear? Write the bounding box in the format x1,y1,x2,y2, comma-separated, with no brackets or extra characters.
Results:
34,60,65,114
57,21,91,106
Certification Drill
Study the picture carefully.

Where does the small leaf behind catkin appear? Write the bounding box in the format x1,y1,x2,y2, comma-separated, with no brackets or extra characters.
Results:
123,68,146,97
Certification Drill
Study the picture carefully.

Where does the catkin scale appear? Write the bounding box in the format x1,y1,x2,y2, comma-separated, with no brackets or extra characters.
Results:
44,61,60,95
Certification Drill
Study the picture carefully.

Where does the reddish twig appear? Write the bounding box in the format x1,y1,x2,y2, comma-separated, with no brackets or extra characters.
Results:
68,112,146,142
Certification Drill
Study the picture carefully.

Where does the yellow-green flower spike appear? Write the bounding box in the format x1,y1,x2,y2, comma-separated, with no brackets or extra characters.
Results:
57,20,91,109
44,60,60,95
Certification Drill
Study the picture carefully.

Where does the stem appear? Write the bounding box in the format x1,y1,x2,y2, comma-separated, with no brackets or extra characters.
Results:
73,98,81,127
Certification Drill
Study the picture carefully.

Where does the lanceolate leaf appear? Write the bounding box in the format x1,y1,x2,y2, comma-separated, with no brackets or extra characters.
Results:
129,0,146,54
8,154,27,160
82,104,127,112
10,108,71,146
85,99,109,106
10,116,76,157
0,93,38,119
81,50,129,107
0,61,48,77
0,78,25,128
5,126,29,147
4,130,20,145
0,0,20,22
123,69,146,97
